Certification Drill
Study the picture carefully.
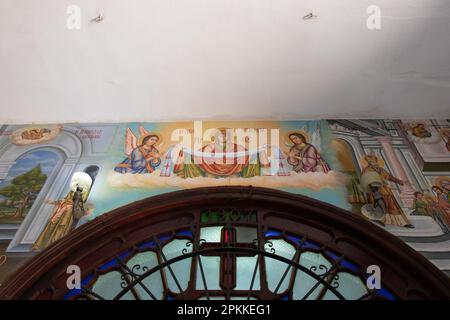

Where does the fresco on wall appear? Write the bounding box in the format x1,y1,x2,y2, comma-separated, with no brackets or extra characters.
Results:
10,125,62,146
425,176,450,233
0,150,59,224
32,172,93,251
399,120,450,170
107,122,346,193
0,119,450,285
359,154,413,228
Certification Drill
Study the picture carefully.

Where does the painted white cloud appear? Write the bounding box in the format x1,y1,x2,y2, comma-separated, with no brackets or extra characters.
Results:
107,170,349,192
19,153,41,161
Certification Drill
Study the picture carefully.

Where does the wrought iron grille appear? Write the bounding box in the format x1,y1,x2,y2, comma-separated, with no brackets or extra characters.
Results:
63,209,393,300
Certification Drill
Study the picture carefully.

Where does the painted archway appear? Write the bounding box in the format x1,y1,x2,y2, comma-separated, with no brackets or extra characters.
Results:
0,186,449,300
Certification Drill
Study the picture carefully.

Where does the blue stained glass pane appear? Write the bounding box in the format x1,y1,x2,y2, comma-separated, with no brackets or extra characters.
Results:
286,235,321,250
301,241,321,250
82,274,94,286
64,289,82,299
286,235,301,244
159,234,172,242
264,230,282,237
176,230,193,237
97,251,133,271
376,287,396,300
137,233,179,250
65,273,96,298
326,250,339,261
138,240,156,249
98,259,119,271
118,250,132,261
340,260,359,273
361,274,396,300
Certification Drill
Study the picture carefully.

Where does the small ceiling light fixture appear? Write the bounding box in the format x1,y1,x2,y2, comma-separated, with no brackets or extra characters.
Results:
91,14,104,23
302,12,317,20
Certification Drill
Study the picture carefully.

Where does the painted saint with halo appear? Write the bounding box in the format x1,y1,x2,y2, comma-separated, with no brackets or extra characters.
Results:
114,126,163,174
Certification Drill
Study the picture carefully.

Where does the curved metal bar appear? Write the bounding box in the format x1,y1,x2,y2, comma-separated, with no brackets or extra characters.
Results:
109,247,347,300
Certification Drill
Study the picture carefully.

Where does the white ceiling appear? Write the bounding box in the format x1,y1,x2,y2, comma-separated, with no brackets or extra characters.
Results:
1,0,449,124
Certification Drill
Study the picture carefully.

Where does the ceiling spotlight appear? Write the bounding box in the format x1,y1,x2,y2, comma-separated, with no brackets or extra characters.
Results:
302,13,317,20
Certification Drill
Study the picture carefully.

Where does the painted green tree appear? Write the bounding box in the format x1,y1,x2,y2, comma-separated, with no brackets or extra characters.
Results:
0,165,47,219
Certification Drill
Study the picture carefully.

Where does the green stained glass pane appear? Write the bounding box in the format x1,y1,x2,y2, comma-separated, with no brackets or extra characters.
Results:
235,227,257,243
200,226,222,243
293,251,332,300
264,239,296,292
196,256,221,290
201,210,219,222
92,271,135,300
162,239,192,293
236,256,260,290
126,252,164,299
322,272,368,300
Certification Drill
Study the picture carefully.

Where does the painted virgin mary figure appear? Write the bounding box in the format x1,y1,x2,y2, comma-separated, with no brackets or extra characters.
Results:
198,129,249,177
173,129,269,178
360,155,413,228
286,132,331,173
114,127,162,174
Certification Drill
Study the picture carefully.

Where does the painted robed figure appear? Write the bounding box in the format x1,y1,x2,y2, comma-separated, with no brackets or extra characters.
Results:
114,127,161,174
33,187,88,251
360,155,413,228
287,132,330,173
173,129,271,178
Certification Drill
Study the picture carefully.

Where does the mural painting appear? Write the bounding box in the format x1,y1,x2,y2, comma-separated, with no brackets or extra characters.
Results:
0,150,59,224
359,154,413,228
32,172,93,251
0,119,450,286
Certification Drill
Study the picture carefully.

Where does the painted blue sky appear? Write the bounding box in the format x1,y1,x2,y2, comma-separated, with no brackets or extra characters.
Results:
0,150,60,193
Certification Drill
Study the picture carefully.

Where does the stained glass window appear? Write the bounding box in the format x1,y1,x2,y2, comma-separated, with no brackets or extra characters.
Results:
6,187,446,300
64,215,395,300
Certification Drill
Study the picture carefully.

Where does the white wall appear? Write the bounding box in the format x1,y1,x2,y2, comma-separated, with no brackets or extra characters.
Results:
1,0,450,124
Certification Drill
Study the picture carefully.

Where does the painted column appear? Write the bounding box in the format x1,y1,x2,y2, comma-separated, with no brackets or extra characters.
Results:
376,136,416,207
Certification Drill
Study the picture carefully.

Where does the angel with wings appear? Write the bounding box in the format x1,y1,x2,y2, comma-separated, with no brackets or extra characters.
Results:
114,126,162,174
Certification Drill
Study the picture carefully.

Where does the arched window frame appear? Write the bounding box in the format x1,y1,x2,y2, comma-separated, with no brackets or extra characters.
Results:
1,186,449,300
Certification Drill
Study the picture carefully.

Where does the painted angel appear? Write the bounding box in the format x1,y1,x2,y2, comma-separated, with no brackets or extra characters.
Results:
114,126,162,174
